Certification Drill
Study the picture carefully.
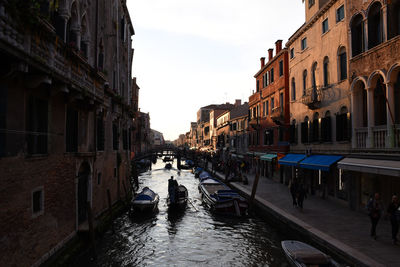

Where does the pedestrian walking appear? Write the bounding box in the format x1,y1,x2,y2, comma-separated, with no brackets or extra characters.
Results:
387,194,400,244
297,183,307,209
289,179,298,207
367,192,384,239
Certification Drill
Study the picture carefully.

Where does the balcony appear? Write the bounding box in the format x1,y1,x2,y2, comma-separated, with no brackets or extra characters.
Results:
249,117,261,130
354,125,400,149
249,91,261,106
271,107,284,122
301,86,322,110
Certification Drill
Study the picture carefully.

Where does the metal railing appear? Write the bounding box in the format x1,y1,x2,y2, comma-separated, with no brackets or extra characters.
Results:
301,86,322,109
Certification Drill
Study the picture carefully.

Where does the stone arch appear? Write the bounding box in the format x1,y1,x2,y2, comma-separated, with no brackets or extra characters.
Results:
387,63,400,124
350,76,368,92
387,62,400,83
367,69,387,89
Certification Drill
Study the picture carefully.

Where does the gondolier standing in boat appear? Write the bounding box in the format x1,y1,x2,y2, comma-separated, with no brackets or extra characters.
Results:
168,176,178,203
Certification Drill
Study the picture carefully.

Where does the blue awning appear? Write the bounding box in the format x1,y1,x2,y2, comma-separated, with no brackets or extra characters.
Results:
260,154,277,161
299,155,343,171
278,154,306,166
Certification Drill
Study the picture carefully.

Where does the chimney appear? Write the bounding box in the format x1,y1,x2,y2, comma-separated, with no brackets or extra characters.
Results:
235,99,241,107
268,48,273,61
275,40,283,54
260,57,265,68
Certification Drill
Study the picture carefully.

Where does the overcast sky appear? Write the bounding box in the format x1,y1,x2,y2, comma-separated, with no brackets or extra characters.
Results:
127,0,305,141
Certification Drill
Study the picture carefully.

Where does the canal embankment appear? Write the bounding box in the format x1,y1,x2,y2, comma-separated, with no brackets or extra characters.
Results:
204,163,397,267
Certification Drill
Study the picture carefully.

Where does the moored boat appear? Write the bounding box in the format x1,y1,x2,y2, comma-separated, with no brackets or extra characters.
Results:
167,184,188,211
131,187,159,213
198,177,248,216
194,167,203,178
281,240,340,267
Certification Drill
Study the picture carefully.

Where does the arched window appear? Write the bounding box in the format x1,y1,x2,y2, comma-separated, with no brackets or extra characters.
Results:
388,0,400,39
291,77,296,101
311,62,317,89
81,14,89,58
368,2,383,49
374,77,387,126
301,116,309,143
321,111,332,142
338,47,347,81
303,70,308,96
336,106,350,141
67,2,79,48
323,57,329,87
311,112,319,142
350,14,364,57
395,72,400,124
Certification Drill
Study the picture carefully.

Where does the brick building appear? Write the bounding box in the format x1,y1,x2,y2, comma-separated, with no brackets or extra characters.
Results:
248,40,290,181
0,1,137,265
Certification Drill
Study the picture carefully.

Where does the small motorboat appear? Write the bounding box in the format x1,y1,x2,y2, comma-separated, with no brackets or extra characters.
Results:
165,163,172,169
167,184,188,211
198,177,248,217
281,240,340,267
131,187,159,213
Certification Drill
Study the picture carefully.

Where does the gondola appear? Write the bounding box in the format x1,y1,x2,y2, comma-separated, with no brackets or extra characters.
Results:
131,187,159,213
198,176,248,217
167,184,188,211
165,163,172,169
281,240,340,267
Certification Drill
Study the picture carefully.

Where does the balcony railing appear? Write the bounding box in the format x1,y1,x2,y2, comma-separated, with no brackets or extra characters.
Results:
373,126,387,149
355,127,367,148
249,92,261,105
301,86,322,110
271,107,283,121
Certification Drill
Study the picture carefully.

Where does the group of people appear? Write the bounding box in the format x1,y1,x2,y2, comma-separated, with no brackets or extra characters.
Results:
289,179,307,209
367,192,400,244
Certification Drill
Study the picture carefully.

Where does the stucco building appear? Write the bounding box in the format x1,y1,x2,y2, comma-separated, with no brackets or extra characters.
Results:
283,0,351,203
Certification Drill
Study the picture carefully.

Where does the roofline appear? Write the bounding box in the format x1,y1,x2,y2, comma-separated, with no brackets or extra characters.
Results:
254,48,288,78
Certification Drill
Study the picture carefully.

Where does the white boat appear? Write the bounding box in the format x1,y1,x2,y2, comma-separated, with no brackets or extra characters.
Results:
131,187,159,213
281,240,341,267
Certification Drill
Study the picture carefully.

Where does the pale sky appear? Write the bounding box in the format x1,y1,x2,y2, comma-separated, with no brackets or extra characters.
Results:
127,0,305,141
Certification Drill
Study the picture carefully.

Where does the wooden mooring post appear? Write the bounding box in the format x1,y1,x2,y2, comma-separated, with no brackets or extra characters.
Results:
87,201,97,260
249,157,261,210
107,189,114,233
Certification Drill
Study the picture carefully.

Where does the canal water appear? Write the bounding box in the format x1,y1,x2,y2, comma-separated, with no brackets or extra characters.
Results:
77,159,292,266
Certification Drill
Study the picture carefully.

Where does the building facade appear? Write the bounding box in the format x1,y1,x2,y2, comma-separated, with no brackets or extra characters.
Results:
0,1,136,265
284,0,352,205
338,0,400,209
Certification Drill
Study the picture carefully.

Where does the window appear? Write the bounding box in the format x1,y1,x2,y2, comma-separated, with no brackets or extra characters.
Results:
120,17,126,41
264,129,274,145
265,72,269,87
311,62,317,89
303,70,307,95
290,48,294,59
96,116,105,151
368,2,383,49
301,38,307,50
338,47,347,80
271,97,275,110
291,78,296,101
97,172,102,185
321,111,332,142
256,80,260,92
263,101,266,117
114,167,117,178
310,113,319,142
301,117,309,144
309,0,315,8
290,120,297,144
27,96,48,155
32,187,44,216
279,60,284,76
66,107,78,152
322,18,329,34
351,14,365,57
266,100,269,115
336,107,350,141
336,5,345,22
279,92,284,113
388,0,400,39
323,57,329,87
112,122,119,150
270,68,274,83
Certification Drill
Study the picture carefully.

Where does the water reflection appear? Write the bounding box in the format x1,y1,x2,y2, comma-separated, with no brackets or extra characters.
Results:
75,159,289,267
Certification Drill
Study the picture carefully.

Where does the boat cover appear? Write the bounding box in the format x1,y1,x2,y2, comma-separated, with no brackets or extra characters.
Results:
199,171,212,179
292,250,330,264
135,187,156,201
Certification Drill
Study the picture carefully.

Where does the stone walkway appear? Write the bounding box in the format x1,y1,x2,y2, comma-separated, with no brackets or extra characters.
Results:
205,163,399,267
